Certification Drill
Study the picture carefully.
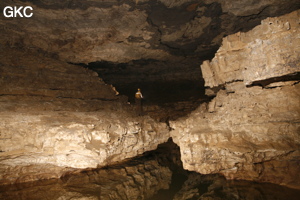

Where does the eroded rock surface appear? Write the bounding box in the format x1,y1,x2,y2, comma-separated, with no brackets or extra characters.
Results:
0,48,169,185
1,0,298,64
171,10,300,189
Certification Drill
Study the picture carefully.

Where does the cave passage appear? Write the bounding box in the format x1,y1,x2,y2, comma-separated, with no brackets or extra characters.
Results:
80,59,210,121
1,0,300,198
83,60,206,103
1,139,300,200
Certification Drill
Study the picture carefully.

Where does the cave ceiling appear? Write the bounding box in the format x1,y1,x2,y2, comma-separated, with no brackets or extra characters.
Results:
1,0,299,100
1,0,299,63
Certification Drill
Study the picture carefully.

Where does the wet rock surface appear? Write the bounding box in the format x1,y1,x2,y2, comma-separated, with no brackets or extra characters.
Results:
0,151,172,200
173,173,300,200
0,139,183,200
1,140,299,200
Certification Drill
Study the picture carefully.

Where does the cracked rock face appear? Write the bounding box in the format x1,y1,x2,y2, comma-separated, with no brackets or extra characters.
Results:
171,10,300,189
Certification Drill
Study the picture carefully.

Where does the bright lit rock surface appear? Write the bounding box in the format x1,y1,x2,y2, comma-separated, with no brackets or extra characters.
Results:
0,48,169,185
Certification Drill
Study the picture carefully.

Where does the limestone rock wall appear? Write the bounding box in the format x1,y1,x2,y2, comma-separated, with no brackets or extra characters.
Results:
0,48,117,100
0,110,169,185
171,10,300,189
0,48,170,185
201,10,300,87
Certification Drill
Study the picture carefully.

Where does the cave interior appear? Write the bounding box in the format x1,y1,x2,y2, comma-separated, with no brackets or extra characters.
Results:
0,0,300,199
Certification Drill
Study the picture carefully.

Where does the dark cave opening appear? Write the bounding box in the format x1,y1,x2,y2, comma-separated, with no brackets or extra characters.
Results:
77,59,210,121
82,60,206,104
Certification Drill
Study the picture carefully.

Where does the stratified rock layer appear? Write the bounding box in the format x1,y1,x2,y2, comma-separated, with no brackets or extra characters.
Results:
0,48,170,185
171,10,300,189
0,48,117,100
171,83,300,188
201,10,300,87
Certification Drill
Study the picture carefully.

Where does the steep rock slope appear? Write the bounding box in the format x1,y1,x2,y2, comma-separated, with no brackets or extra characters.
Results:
171,10,300,189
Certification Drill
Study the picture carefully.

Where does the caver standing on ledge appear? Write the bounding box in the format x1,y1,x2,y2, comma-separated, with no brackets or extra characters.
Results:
135,88,143,116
